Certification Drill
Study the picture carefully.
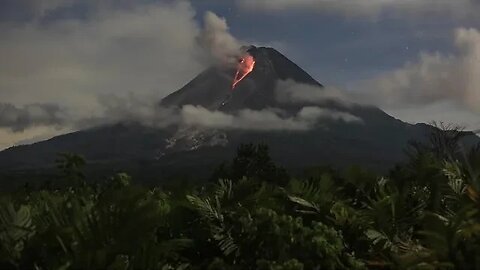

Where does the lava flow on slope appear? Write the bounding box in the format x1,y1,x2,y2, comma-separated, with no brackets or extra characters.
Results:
231,54,256,90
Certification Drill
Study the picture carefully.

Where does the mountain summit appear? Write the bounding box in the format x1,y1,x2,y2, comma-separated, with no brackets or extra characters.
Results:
0,46,478,187
161,46,322,111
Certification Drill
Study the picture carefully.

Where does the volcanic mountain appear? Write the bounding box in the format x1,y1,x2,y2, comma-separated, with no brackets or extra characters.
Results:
0,46,478,187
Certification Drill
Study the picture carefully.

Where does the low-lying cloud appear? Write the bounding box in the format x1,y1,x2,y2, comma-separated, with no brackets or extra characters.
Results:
0,103,67,132
181,105,361,131
88,93,362,132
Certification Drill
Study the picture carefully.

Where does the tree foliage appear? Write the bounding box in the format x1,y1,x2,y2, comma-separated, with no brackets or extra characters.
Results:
1,128,480,269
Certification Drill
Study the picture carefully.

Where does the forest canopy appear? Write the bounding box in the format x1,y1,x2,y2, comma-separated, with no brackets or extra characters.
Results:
1,127,480,269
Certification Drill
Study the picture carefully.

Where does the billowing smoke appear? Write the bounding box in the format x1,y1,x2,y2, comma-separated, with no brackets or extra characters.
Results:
197,11,242,65
0,103,67,132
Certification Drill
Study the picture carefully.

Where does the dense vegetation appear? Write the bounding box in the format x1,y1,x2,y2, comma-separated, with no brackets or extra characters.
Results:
1,126,480,269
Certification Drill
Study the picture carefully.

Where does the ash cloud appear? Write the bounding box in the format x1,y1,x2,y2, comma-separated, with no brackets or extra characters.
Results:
0,103,67,132
197,11,243,66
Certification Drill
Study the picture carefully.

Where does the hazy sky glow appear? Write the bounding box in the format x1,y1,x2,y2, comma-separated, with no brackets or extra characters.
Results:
0,0,479,149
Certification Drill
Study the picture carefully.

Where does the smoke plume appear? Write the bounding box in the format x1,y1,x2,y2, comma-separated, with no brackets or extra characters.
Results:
197,11,242,65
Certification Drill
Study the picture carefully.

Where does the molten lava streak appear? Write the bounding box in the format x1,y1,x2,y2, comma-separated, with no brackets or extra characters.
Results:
232,54,256,90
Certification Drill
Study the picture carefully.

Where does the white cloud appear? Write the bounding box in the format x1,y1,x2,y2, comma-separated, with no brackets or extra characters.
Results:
8,90,362,135
87,93,181,129
386,102,480,128
237,0,480,18
70,94,363,132
355,28,480,110
351,27,480,129
0,1,202,112
180,105,361,131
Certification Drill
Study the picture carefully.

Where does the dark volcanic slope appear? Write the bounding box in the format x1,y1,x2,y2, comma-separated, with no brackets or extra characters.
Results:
0,123,172,170
0,46,478,187
248,46,322,86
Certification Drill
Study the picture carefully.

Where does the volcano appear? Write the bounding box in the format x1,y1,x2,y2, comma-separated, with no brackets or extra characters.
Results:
0,46,478,188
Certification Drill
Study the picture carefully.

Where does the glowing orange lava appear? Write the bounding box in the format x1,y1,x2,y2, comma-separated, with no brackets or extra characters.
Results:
232,55,256,90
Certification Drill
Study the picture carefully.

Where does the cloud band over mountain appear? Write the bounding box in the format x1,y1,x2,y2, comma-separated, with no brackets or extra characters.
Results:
0,103,67,132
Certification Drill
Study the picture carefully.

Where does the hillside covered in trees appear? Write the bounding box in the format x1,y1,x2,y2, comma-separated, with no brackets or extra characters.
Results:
1,127,480,269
